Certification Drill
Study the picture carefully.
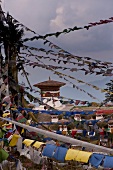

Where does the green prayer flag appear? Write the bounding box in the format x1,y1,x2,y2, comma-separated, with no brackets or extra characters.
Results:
0,149,9,163
0,130,4,138
4,139,9,146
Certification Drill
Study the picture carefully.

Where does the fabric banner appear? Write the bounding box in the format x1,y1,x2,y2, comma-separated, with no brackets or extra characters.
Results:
42,144,57,158
89,153,104,168
23,139,34,147
0,149,9,163
53,146,68,162
16,113,27,123
9,134,20,147
75,151,92,163
33,141,44,149
103,156,113,168
65,149,80,161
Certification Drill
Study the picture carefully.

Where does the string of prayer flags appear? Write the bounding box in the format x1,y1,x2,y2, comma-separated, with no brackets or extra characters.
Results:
44,68,113,96
1,8,113,75
19,55,113,99
21,52,113,76
8,11,113,39
6,11,113,69
23,44,113,71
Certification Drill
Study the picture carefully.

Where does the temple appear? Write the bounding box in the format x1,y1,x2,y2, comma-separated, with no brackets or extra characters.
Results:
34,77,66,98
33,77,71,110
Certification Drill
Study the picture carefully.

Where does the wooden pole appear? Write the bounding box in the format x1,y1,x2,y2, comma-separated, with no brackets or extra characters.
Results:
1,117,113,155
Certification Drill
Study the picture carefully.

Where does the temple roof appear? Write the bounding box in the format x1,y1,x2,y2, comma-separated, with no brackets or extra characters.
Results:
34,77,66,88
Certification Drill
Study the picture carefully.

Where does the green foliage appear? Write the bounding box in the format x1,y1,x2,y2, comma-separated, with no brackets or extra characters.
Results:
104,80,113,102
0,13,24,61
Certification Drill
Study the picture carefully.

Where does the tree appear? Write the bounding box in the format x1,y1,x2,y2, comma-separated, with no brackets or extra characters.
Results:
0,5,47,108
104,79,113,102
0,5,27,106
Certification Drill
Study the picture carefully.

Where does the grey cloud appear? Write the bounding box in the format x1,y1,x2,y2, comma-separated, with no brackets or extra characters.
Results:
47,0,113,56
49,0,113,30
4,0,58,34
2,0,113,102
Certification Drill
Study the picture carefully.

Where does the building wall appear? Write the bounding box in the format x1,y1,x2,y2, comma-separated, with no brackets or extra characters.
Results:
41,91,60,97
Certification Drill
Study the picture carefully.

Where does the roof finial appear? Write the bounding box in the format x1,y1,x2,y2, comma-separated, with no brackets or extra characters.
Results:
49,76,51,80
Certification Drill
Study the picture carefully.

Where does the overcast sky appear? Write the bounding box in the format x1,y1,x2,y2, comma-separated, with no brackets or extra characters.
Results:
2,0,113,102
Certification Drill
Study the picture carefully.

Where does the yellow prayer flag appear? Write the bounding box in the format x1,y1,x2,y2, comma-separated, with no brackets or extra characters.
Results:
11,108,17,111
23,139,34,147
2,123,12,127
65,149,80,161
2,104,6,106
3,113,10,118
21,128,24,134
9,134,20,147
33,141,44,149
101,89,106,93
75,151,92,163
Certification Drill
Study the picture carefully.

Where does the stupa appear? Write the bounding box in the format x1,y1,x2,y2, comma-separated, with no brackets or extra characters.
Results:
33,77,66,110
34,77,65,98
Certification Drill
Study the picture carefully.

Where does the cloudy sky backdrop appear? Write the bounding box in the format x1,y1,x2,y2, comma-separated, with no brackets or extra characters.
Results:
2,0,113,102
